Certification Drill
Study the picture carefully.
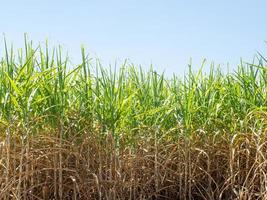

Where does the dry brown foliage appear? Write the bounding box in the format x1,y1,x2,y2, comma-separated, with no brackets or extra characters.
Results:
0,128,267,200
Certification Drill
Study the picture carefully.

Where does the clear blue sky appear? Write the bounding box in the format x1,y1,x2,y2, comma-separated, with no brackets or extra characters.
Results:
1,0,267,75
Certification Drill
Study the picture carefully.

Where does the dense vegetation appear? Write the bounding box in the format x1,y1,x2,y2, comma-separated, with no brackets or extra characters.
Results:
0,38,266,199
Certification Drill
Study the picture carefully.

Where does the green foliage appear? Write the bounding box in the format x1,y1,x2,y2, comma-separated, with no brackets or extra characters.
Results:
0,37,266,141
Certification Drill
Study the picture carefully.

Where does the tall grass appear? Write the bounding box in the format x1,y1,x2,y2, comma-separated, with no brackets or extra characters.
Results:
0,37,266,199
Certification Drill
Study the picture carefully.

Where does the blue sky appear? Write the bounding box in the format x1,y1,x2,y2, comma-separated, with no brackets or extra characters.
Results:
1,0,267,75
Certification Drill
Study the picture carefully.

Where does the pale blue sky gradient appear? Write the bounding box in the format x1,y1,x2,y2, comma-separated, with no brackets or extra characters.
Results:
1,0,267,75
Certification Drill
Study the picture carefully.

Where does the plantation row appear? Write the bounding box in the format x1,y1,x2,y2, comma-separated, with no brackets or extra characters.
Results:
0,39,267,199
